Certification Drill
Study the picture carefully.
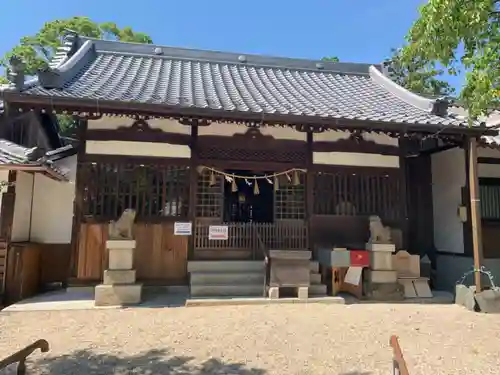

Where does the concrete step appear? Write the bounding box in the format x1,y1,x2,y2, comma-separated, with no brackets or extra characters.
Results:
188,261,264,273
309,284,327,296
190,272,264,285
190,284,264,297
310,273,322,285
310,261,319,273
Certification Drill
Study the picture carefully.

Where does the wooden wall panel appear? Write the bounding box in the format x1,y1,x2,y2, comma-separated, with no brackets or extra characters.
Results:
482,222,500,259
39,244,71,285
76,222,188,284
134,222,188,282
4,243,41,304
77,223,107,280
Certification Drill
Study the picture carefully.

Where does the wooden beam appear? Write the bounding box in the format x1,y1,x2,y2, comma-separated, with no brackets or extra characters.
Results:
478,157,500,165
7,92,497,137
468,136,484,291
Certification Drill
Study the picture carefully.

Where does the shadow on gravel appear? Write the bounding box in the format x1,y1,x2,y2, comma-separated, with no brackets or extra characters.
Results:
4,348,266,375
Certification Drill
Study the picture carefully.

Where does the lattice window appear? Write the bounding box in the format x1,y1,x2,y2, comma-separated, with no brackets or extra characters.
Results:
313,171,400,221
196,170,223,218
81,161,189,219
198,146,307,164
275,174,306,220
480,181,500,220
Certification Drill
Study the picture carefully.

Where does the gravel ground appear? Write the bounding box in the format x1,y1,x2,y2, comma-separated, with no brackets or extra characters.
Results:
0,303,499,375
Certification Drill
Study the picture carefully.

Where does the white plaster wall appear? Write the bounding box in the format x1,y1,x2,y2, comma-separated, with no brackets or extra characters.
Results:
478,148,500,158
88,116,400,144
88,116,190,134
30,155,77,243
431,147,466,254
314,130,398,146
86,141,191,158
479,164,500,178
312,152,399,168
11,172,34,242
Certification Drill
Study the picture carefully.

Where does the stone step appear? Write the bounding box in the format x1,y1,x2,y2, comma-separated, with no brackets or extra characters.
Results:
309,284,327,296
310,273,322,285
190,284,264,297
95,284,142,306
310,261,319,273
190,272,265,285
188,261,264,273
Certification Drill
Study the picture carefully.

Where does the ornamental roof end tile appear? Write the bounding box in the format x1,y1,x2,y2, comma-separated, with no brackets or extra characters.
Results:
10,32,474,128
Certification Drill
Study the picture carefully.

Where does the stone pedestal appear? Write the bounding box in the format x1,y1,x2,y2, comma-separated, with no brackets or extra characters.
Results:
95,240,142,307
365,242,403,301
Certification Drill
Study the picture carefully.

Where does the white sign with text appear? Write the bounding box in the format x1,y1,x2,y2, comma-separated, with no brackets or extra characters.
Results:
208,225,229,240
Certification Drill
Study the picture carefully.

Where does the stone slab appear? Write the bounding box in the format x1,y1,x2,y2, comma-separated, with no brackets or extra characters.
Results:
298,287,308,300
365,282,404,301
269,250,312,260
365,243,396,252
109,247,134,270
399,278,417,298
365,270,398,284
106,240,136,249
370,251,393,270
330,250,351,267
393,250,420,278
94,284,142,306
268,287,279,299
413,279,433,298
455,284,477,311
475,289,500,314
103,269,136,285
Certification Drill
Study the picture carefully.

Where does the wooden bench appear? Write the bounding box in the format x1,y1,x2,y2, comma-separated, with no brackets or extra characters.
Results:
0,339,49,375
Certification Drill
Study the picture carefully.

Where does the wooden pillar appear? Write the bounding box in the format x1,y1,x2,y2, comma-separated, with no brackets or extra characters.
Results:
69,118,88,282
306,131,314,253
398,136,409,250
467,136,484,291
187,124,198,260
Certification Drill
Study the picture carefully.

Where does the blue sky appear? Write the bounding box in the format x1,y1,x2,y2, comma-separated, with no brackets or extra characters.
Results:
0,0,463,92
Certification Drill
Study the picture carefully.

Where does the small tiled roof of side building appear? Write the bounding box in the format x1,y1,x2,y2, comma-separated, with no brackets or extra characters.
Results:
0,139,76,179
4,32,471,127
448,104,500,147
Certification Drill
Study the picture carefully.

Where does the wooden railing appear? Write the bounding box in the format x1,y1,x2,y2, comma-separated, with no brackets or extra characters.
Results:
0,339,49,375
390,335,410,375
194,221,308,253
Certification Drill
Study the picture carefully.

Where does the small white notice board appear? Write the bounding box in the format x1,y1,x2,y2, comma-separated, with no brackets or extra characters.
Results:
174,222,192,236
208,225,229,240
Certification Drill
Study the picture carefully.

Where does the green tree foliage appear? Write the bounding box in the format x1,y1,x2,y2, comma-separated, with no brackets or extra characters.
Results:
1,17,153,136
321,56,340,62
1,17,153,76
384,48,454,97
400,0,499,119
322,50,453,97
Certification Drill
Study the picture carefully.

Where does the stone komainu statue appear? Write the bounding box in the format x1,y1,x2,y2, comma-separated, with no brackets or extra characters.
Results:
368,215,392,244
108,209,137,240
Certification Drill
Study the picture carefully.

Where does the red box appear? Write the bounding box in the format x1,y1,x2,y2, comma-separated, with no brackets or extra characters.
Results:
349,250,370,267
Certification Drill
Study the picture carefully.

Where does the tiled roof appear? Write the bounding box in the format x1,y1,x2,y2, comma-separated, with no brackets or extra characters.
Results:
448,105,500,147
4,32,471,128
0,139,76,178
